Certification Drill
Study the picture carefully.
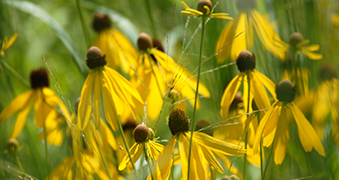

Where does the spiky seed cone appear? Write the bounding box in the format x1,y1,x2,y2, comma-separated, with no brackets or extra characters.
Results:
289,32,304,47
92,12,111,32
134,124,149,143
320,63,337,81
229,92,243,112
236,50,256,72
195,120,214,136
137,33,153,52
168,109,190,135
152,39,164,52
276,80,296,103
197,0,212,15
147,128,155,140
86,46,107,69
30,68,49,89
7,139,19,153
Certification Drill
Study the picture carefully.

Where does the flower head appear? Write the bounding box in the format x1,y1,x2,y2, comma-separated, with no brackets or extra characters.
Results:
254,79,325,165
287,32,323,60
181,0,233,20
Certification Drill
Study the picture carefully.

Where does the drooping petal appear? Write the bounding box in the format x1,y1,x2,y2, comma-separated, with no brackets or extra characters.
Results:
231,13,248,61
49,156,75,180
78,72,95,130
11,100,32,139
92,70,102,128
220,74,243,118
118,143,143,171
0,90,33,122
251,72,271,110
291,103,325,156
273,107,290,165
253,71,276,100
215,19,234,63
303,49,323,60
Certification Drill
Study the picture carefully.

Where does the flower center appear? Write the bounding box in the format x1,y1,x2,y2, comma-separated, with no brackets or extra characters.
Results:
7,138,19,153
236,50,256,72
134,124,149,143
229,92,243,112
152,39,164,52
86,46,107,69
123,118,137,131
137,33,153,52
275,80,296,103
289,32,304,47
168,109,190,135
197,0,212,15
320,63,337,81
195,120,213,136
92,12,111,32
30,68,49,89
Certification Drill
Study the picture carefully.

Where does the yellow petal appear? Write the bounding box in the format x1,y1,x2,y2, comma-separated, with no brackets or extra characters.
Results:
49,156,74,180
199,142,224,173
102,79,119,131
273,107,290,165
3,33,18,51
251,72,271,110
215,19,234,63
254,71,276,100
296,39,310,48
303,49,323,60
11,101,32,139
92,71,102,128
220,74,242,118
231,13,248,61
78,72,95,130
291,103,325,156
0,90,33,122
216,152,242,179
118,143,142,171
178,133,189,179
181,1,190,10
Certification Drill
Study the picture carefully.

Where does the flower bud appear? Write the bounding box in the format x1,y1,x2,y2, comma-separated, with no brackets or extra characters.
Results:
289,32,304,47
86,46,107,69
92,12,111,32
7,139,19,153
134,124,149,143
137,33,153,52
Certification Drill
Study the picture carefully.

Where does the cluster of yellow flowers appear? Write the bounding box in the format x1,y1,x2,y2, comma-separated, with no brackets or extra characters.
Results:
1,0,337,179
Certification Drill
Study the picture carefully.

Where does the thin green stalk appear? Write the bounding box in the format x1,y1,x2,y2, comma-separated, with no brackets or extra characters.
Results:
117,115,140,179
2,60,30,87
243,72,251,180
95,138,113,180
145,0,158,39
75,0,91,48
187,15,205,180
258,113,264,180
43,122,50,180
144,144,154,180
263,145,274,180
14,152,24,172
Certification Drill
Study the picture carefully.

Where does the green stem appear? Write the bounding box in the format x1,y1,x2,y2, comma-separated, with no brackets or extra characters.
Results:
144,144,154,180
145,0,158,39
117,115,140,179
187,15,205,180
243,72,251,180
258,113,264,180
96,139,113,180
14,152,24,172
1,60,30,87
263,145,274,180
43,123,50,180
75,0,91,48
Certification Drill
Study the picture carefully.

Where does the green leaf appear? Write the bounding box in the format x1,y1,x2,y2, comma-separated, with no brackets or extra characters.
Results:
1,0,88,75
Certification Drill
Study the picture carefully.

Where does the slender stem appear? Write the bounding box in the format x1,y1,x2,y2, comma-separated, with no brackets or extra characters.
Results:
243,72,251,180
145,0,158,39
258,113,264,180
1,60,30,87
96,139,113,180
14,152,24,172
144,144,154,180
75,0,91,48
263,145,274,180
43,123,50,180
187,15,205,180
117,115,140,179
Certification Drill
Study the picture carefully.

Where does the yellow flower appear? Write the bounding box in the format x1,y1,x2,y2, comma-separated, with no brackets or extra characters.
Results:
282,67,310,96
181,0,233,20
148,109,245,180
78,46,143,130
253,80,325,165
220,50,276,118
92,12,138,73
287,32,323,60
1,33,18,57
216,1,287,62
131,33,210,120
332,13,339,27
312,63,339,144
0,68,70,139
118,124,164,171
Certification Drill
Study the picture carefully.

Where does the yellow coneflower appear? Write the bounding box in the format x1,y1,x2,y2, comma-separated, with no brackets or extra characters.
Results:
220,50,276,118
131,33,210,120
287,32,322,60
253,80,325,165
181,0,233,20
92,12,138,73
77,46,143,130
148,109,246,180
118,124,164,171
216,0,287,62
1,33,18,57
0,68,71,139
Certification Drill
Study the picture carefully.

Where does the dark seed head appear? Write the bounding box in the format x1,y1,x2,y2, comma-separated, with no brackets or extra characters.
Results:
168,109,190,135
7,139,19,153
229,92,243,112
152,39,164,53
30,68,49,89
275,80,296,103
134,124,149,143
123,118,137,131
195,120,214,136
289,32,304,47
236,50,256,72
197,0,212,15
137,33,153,52
86,46,107,69
319,63,337,81
92,12,112,32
